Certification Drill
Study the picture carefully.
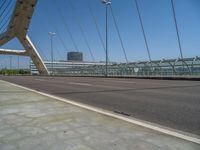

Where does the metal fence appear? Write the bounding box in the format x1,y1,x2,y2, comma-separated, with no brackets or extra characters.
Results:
31,57,200,77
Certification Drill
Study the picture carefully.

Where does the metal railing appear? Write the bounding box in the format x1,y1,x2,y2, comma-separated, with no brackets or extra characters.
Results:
31,57,200,78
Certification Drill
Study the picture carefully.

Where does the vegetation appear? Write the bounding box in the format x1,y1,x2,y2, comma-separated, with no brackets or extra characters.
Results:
0,68,30,75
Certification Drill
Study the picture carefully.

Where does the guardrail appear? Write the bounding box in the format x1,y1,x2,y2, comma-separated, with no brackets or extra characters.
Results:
31,57,200,78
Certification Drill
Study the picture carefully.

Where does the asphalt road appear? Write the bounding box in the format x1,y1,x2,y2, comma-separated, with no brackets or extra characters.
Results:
1,76,200,136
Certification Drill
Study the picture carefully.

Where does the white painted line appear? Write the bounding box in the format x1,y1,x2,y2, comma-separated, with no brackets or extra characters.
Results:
1,80,200,144
101,80,136,84
35,79,46,81
68,82,92,86
68,82,126,89
114,81,136,84
89,84,123,89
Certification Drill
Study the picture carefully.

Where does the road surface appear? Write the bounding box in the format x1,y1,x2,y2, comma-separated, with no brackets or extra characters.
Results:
1,76,200,136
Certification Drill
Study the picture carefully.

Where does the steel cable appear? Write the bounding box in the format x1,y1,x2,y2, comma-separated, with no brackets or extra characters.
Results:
54,26,69,52
54,0,79,52
0,1,14,28
170,0,183,59
0,0,12,19
88,2,106,54
0,0,6,12
68,0,95,61
133,0,152,62
109,5,128,63
0,14,12,32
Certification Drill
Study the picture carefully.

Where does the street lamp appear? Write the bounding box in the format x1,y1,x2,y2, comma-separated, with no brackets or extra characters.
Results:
49,32,56,76
101,0,111,77
9,55,12,68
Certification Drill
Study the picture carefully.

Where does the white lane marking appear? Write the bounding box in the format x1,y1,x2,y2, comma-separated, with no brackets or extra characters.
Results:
1,80,200,144
88,84,122,89
68,82,127,89
35,79,46,81
99,79,136,84
68,82,92,86
103,80,136,84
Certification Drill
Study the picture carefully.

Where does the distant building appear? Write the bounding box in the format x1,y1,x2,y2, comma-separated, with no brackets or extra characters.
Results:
67,52,83,62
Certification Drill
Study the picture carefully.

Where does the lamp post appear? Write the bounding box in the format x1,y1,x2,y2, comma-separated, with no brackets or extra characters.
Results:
17,56,19,75
49,32,56,76
102,0,111,77
9,56,12,70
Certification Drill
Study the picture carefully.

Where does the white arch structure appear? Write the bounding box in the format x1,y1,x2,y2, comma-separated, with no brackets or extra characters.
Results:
0,0,49,75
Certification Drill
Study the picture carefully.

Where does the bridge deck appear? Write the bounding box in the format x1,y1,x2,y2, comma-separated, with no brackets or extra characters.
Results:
1,76,200,136
0,80,200,149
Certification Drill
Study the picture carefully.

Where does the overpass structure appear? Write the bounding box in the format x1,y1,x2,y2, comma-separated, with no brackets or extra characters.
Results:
0,0,48,75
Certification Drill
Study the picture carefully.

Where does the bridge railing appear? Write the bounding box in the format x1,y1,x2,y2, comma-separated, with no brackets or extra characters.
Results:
30,57,200,78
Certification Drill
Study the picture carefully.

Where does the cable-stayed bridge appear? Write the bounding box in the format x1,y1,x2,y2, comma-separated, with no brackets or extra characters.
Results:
0,1,200,148
0,0,200,77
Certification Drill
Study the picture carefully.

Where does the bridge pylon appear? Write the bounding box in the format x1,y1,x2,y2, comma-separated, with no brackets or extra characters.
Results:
0,0,49,75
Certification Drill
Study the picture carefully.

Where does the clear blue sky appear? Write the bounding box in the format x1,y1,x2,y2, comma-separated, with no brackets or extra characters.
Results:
1,0,200,69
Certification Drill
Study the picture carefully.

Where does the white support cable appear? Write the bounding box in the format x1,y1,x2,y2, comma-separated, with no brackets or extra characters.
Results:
0,12,11,30
0,17,10,32
0,0,7,11
42,1,70,56
29,36,48,61
33,18,63,61
88,2,106,54
37,23,58,61
54,0,79,52
53,41,63,61
0,3,15,32
0,0,12,18
109,5,128,63
53,26,69,52
170,0,183,59
67,0,95,62
0,1,14,26
133,0,152,62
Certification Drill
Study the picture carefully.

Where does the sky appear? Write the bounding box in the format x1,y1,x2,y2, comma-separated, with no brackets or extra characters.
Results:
0,0,200,69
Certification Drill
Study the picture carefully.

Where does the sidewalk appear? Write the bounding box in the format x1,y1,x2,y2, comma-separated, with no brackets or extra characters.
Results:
0,80,199,150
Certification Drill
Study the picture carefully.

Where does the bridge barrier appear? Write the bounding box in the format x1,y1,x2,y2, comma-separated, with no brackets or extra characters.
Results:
30,57,200,78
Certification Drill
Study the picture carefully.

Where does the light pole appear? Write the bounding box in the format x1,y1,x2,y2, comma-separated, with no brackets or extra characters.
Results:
49,32,56,76
9,56,12,70
102,0,111,77
9,56,12,75
17,56,19,71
